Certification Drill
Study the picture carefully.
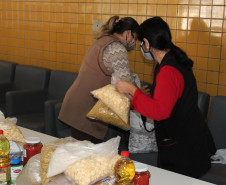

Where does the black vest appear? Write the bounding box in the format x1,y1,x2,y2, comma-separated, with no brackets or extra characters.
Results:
152,51,216,178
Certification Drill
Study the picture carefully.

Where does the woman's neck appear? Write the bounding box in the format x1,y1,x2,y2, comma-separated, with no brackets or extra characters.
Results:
152,49,170,64
113,33,124,44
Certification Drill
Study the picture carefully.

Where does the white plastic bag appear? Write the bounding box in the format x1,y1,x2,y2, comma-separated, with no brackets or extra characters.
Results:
0,111,24,142
211,149,226,164
129,110,158,153
16,154,42,185
0,110,17,124
0,111,5,121
128,75,158,153
47,174,75,185
47,136,120,178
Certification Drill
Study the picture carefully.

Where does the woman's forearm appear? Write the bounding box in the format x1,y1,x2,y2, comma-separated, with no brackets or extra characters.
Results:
115,80,138,96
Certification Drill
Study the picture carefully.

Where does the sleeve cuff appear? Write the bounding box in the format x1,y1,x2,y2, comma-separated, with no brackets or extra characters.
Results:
131,89,143,108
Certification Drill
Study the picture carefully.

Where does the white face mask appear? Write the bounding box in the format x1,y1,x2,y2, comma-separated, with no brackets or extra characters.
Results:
140,41,154,61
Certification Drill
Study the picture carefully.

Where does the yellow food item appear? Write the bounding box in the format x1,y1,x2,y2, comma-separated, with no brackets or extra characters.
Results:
65,154,121,185
40,137,77,185
87,100,130,130
0,120,25,142
91,85,130,124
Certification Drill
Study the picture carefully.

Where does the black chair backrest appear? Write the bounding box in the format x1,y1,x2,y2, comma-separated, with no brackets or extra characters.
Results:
198,91,210,120
14,65,50,90
47,71,78,100
208,96,226,149
0,61,16,83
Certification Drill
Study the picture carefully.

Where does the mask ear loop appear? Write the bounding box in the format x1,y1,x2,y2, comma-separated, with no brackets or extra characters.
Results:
140,41,149,53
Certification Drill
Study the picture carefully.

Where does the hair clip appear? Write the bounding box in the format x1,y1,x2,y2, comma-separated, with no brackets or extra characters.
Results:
116,17,121,23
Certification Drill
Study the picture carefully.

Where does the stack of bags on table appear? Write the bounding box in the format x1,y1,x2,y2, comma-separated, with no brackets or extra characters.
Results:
16,136,122,185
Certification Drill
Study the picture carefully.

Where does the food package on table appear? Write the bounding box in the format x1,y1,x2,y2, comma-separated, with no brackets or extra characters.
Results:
0,118,25,143
65,154,120,185
40,137,78,185
91,84,130,124
47,136,120,185
87,100,130,130
16,154,42,185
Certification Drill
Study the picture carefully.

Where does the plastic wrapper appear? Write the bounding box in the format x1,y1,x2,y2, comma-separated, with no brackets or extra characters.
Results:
16,154,42,185
0,111,25,142
47,174,75,185
47,136,120,179
40,137,78,185
94,175,116,185
87,100,130,130
129,110,157,153
65,154,121,185
211,149,226,164
91,84,130,124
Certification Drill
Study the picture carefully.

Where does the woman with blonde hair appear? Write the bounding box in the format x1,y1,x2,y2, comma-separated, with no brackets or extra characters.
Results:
59,16,139,143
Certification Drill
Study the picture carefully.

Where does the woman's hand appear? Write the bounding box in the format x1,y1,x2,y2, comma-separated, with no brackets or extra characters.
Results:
140,85,151,95
115,80,138,96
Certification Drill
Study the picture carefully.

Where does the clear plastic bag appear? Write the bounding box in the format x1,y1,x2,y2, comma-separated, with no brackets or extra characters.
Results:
47,137,121,179
16,154,42,185
0,111,24,143
47,174,75,185
65,154,120,185
91,84,130,124
87,100,130,130
40,137,78,185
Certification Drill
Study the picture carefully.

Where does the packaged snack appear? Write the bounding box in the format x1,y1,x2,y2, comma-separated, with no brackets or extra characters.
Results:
0,119,25,143
87,100,130,130
91,84,130,124
40,137,77,185
65,155,121,185
16,154,42,185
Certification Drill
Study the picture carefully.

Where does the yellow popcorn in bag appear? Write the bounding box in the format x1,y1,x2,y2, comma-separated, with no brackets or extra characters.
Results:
64,154,121,185
91,85,130,125
0,119,25,142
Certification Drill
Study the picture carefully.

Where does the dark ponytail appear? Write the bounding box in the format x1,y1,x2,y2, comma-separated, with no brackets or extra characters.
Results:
170,43,193,68
136,16,193,69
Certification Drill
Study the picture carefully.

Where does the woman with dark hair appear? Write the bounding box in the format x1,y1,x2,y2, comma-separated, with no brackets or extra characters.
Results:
59,16,139,143
115,17,216,178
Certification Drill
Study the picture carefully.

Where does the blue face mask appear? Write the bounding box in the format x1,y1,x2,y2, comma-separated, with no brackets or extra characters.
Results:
140,41,154,61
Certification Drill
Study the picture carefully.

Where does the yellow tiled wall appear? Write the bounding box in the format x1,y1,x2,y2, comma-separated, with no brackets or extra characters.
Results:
0,0,226,96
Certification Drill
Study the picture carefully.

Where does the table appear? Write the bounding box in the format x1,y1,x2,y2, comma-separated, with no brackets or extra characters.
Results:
19,127,215,185
19,126,57,144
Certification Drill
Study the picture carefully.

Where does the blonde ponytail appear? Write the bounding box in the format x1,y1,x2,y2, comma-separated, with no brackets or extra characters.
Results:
96,16,120,39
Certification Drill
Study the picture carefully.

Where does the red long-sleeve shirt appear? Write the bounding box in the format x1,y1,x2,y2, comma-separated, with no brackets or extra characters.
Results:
131,65,185,121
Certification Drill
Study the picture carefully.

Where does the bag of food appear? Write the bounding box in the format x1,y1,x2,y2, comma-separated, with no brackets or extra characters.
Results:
40,137,78,185
91,84,130,124
0,111,25,143
65,155,120,185
87,100,130,130
0,119,25,143
47,137,120,180
16,154,42,185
